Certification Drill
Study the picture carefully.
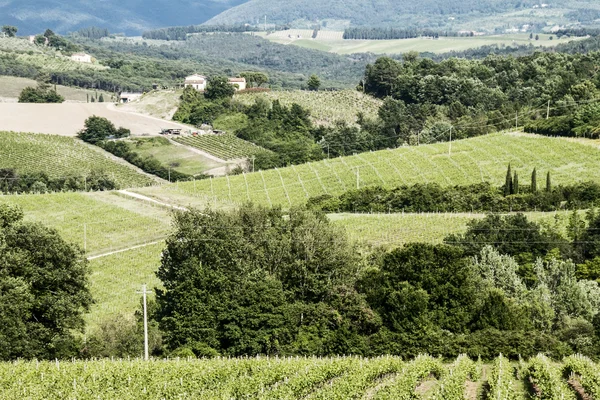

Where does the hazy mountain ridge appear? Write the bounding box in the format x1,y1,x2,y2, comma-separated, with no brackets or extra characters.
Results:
206,0,600,29
0,0,248,35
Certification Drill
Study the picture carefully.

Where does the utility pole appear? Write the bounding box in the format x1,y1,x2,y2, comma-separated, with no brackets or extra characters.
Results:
136,284,153,361
515,112,518,130
252,156,256,172
546,100,550,120
353,167,360,189
168,167,171,182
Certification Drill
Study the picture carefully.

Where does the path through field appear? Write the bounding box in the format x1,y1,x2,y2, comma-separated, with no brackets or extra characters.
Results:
0,103,192,136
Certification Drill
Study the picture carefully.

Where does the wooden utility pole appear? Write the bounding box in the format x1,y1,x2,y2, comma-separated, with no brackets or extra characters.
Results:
136,284,153,361
546,100,550,119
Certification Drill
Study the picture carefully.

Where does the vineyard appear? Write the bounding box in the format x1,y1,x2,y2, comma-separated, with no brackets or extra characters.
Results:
0,37,106,72
234,89,382,126
0,191,171,256
0,131,156,188
174,134,272,160
1,354,598,399
134,132,600,209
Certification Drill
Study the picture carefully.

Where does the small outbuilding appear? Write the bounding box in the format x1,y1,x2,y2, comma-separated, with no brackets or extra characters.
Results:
228,77,247,91
119,92,143,103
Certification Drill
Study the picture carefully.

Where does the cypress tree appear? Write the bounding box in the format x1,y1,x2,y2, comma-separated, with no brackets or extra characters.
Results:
504,164,513,196
531,168,537,193
546,171,552,192
513,171,519,194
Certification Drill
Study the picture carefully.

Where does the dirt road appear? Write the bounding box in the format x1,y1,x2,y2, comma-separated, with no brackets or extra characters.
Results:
0,103,192,136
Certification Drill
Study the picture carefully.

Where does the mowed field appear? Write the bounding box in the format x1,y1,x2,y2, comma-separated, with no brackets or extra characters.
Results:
131,132,600,209
257,31,580,54
0,131,157,188
0,76,112,103
0,103,191,136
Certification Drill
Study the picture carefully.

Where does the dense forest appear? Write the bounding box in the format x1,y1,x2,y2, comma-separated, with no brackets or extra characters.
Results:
343,28,473,40
142,24,260,41
145,204,600,360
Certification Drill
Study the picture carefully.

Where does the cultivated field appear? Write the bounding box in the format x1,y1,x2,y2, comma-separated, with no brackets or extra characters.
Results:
234,90,382,125
132,133,600,209
333,210,575,248
0,76,112,103
0,131,156,188
0,103,192,136
1,354,597,399
174,134,271,161
258,31,580,54
0,192,171,256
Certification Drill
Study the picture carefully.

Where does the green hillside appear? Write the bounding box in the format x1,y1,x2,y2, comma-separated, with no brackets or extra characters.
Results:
133,133,600,208
207,0,600,30
234,90,382,125
0,131,156,189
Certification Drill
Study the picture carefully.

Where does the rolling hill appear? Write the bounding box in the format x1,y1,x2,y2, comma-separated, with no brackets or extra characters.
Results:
207,0,600,30
0,0,247,35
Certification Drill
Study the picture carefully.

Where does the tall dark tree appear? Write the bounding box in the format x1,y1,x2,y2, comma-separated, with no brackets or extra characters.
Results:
531,168,537,193
1,25,17,37
513,171,519,194
504,164,513,196
307,74,321,91
546,171,552,192
0,204,92,360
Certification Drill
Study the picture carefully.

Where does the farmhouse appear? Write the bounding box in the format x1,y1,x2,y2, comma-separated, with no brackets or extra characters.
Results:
184,74,207,91
228,77,247,91
71,53,93,63
119,92,143,103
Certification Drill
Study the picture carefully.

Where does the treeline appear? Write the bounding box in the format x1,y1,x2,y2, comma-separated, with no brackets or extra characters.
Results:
307,180,600,213
361,50,600,146
0,168,116,194
142,24,259,41
73,26,110,40
126,205,600,360
343,27,474,40
524,102,600,138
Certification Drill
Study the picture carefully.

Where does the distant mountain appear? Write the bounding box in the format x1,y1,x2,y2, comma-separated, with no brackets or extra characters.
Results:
0,0,248,35
206,0,600,30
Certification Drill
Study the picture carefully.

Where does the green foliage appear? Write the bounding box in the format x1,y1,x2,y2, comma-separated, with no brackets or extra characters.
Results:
78,116,130,144
239,71,269,88
0,168,116,194
1,26,17,37
18,84,64,103
155,204,368,356
204,76,236,101
0,204,92,360
307,74,321,91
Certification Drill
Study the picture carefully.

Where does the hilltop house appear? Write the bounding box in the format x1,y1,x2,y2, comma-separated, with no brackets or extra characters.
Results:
184,74,207,91
228,77,247,91
71,53,93,63
119,92,143,103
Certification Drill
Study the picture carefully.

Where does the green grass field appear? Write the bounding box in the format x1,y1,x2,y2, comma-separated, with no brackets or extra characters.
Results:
0,76,113,102
87,243,164,331
257,31,581,55
0,131,156,188
234,90,382,125
132,133,600,209
125,137,224,175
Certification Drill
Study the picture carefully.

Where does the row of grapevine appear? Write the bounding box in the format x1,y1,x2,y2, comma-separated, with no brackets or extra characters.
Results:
488,354,519,400
523,354,574,399
562,354,600,398
174,134,271,160
373,355,444,399
1,355,595,399
150,133,600,209
0,131,155,188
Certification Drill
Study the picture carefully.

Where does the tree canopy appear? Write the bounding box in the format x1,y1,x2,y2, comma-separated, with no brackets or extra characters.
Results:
0,204,92,360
